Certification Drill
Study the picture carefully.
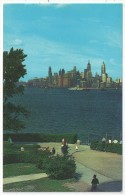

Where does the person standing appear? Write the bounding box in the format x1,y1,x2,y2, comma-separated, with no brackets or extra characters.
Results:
52,147,55,155
91,174,99,191
75,145,78,151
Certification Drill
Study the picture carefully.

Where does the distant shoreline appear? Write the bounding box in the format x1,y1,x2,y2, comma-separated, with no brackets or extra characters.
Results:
25,86,122,90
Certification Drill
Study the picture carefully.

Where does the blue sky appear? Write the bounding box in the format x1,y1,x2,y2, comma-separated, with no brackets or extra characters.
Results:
3,3,123,81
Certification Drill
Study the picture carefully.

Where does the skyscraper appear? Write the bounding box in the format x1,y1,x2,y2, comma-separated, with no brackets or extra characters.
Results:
48,66,52,84
87,61,91,72
101,62,107,83
101,61,106,75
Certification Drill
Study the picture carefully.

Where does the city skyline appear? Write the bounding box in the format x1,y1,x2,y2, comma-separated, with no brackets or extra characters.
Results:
3,4,122,81
26,61,121,81
25,61,122,89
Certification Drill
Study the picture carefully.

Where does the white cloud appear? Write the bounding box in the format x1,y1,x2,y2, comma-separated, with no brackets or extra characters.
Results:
3,34,114,79
36,3,67,9
8,38,23,46
102,29,122,49
54,4,67,9
14,39,23,45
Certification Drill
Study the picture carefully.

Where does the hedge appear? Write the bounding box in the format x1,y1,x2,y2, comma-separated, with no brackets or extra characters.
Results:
3,142,51,165
3,150,51,165
3,133,78,144
90,141,122,155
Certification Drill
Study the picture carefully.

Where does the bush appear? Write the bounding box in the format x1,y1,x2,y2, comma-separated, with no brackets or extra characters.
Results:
96,143,106,151
3,142,50,165
3,133,78,144
3,152,20,164
90,141,99,150
3,150,51,165
43,155,76,179
90,141,122,155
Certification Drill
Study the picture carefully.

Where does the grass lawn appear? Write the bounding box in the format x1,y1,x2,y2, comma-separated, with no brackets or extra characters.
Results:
3,163,42,178
3,177,76,192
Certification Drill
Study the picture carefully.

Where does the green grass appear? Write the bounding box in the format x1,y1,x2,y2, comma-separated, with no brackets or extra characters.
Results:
3,163,42,178
3,177,76,192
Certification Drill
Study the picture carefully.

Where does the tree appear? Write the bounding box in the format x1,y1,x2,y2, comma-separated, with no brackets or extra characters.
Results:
3,48,29,131
43,155,76,179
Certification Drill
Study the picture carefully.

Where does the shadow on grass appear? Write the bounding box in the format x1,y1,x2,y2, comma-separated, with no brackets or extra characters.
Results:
98,180,122,192
71,149,86,155
74,173,83,181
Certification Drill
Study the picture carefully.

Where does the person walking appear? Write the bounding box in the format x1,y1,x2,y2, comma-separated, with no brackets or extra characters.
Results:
75,145,78,151
52,147,55,155
91,174,99,191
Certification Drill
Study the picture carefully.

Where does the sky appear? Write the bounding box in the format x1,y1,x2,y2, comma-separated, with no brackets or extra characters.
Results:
3,3,123,81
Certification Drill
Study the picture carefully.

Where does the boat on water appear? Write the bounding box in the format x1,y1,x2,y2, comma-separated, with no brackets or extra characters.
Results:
68,87,83,90
68,87,90,91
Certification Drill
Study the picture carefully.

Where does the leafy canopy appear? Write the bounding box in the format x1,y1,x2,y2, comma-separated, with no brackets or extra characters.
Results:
3,48,29,131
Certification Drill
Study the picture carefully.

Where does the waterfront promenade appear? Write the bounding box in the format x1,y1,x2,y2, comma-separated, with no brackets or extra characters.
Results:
3,142,122,192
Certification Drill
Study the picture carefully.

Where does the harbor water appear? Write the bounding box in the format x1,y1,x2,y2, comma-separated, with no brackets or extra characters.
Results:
9,88,122,143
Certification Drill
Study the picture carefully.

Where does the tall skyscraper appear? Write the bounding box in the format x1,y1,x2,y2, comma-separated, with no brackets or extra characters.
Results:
101,61,106,75
48,66,52,84
87,61,91,72
101,62,107,83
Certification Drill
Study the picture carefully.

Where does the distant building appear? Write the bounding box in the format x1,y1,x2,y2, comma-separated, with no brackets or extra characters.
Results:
63,74,70,87
102,73,107,83
107,77,112,83
26,61,122,89
101,61,106,75
83,61,93,87
48,66,53,85
81,72,85,79
53,73,58,87
58,69,65,87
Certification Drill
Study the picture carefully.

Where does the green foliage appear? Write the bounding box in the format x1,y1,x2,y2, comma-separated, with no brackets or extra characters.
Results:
3,133,78,144
3,141,40,151
90,141,99,150
3,163,42,178
3,142,50,165
3,47,29,131
3,48,27,99
3,177,75,192
96,143,106,151
43,155,76,179
90,141,122,155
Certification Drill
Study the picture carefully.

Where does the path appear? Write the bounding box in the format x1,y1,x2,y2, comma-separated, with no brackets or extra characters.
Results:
74,161,122,192
3,162,122,192
3,173,48,185
3,143,122,192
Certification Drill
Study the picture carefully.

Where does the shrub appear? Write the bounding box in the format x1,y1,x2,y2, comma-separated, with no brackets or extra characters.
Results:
3,133,78,144
43,155,76,179
3,150,51,165
3,142,50,165
90,141,122,155
3,152,20,164
96,143,106,151
90,141,99,150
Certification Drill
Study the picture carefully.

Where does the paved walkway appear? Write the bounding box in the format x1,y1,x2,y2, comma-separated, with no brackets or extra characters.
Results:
75,161,122,192
3,145,122,192
3,162,122,192
3,173,48,185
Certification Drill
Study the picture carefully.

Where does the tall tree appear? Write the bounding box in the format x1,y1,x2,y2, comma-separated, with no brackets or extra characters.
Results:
3,48,29,131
